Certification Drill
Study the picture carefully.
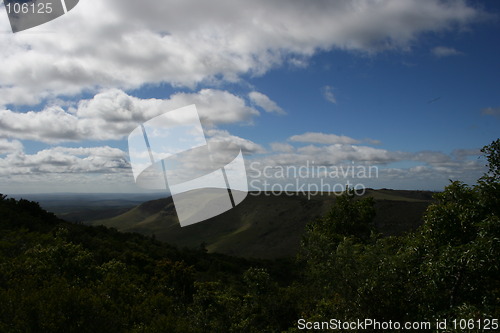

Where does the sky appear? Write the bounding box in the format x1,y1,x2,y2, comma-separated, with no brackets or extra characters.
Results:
0,0,499,194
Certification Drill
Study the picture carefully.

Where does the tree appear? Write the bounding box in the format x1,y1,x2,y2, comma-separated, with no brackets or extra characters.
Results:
481,138,500,182
399,139,500,321
299,190,375,266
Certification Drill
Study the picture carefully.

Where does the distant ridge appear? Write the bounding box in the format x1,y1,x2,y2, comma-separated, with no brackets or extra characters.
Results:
93,189,435,259
10,193,168,223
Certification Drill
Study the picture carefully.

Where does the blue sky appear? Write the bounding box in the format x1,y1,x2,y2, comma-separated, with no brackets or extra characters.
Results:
0,0,499,194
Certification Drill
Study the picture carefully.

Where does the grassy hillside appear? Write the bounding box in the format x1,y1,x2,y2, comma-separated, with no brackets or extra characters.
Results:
94,189,435,258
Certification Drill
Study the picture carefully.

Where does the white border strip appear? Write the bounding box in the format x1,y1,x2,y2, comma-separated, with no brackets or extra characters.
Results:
60,0,68,13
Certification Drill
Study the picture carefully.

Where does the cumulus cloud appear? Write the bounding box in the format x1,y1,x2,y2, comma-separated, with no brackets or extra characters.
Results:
431,46,463,57
0,0,490,193
289,132,383,146
205,129,267,155
247,129,486,189
255,130,486,172
376,160,485,190
246,141,486,191
151,129,266,182
0,146,129,176
0,107,80,142
408,150,485,176
411,151,452,165
322,85,337,104
289,132,360,145
0,89,260,143
248,92,285,114
0,139,23,154
270,142,295,153
0,0,484,105
298,144,403,165
452,148,482,160
0,133,264,192
252,143,403,167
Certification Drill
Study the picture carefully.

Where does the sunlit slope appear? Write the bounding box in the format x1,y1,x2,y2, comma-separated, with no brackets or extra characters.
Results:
93,189,434,258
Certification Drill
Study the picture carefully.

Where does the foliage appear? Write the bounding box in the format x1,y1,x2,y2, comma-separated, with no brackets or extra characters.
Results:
0,195,296,332
481,138,500,182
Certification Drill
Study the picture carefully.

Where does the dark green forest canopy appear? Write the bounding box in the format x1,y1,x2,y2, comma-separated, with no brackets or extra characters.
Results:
0,139,499,332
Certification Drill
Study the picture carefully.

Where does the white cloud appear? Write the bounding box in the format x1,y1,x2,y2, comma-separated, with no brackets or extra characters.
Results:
248,91,285,114
411,151,452,165
262,134,485,170
298,144,403,165
0,0,490,193
206,129,267,155
431,46,463,57
0,0,484,105
0,138,486,193
322,85,337,104
0,132,264,192
270,142,295,153
0,139,23,154
375,161,485,190
246,129,486,190
246,142,486,191
289,132,383,146
452,148,481,160
289,132,360,145
253,143,403,167
0,146,129,176
0,89,260,143
0,107,80,142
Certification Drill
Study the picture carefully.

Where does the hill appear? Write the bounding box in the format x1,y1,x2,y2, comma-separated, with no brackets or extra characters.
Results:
93,189,435,258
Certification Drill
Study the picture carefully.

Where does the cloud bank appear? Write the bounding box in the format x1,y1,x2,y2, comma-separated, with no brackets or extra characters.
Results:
0,0,484,106
0,89,265,143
